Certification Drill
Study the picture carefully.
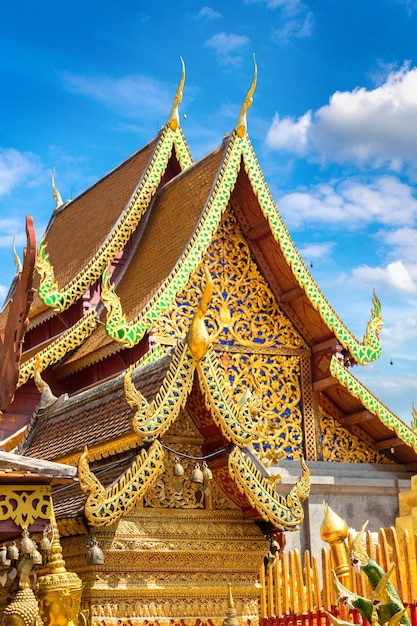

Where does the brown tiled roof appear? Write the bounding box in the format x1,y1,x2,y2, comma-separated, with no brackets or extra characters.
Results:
57,144,226,371
20,355,171,461
29,136,160,319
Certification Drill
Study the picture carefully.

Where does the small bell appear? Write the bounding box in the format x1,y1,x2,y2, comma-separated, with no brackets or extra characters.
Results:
86,537,104,565
31,540,43,566
202,461,213,481
19,529,35,556
0,546,11,568
7,541,19,561
202,460,213,496
190,463,204,484
39,526,52,557
173,456,185,477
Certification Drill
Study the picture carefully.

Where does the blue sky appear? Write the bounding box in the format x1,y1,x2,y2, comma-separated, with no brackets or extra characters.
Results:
2,0,417,425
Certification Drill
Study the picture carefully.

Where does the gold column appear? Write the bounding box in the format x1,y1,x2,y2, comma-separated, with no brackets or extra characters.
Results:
320,503,349,583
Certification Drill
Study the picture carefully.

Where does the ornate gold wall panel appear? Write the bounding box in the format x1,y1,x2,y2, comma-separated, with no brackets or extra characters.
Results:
154,210,306,460
61,508,266,626
319,405,389,463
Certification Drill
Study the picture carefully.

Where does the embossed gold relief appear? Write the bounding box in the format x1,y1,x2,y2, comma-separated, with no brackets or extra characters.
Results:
154,211,306,352
60,508,266,626
0,485,51,528
216,351,304,460
78,441,166,526
228,447,310,531
319,408,383,463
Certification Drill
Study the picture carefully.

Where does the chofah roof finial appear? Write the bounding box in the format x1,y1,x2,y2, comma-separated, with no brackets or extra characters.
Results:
168,57,185,131
12,235,22,274
235,54,257,138
51,167,63,209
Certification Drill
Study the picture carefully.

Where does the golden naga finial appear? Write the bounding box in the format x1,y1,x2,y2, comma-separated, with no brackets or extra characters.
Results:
412,403,417,434
34,357,58,409
349,520,369,571
12,235,23,273
51,167,63,209
168,57,185,131
235,54,257,138
187,266,214,361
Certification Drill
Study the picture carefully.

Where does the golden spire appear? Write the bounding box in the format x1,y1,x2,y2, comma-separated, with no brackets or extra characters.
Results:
51,167,63,209
168,57,185,131
235,54,257,138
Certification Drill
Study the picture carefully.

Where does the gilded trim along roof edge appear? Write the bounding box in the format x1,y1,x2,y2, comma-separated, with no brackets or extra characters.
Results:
238,134,383,365
228,446,310,531
36,123,193,313
78,440,165,527
17,310,98,387
101,130,382,366
329,355,417,453
101,131,241,347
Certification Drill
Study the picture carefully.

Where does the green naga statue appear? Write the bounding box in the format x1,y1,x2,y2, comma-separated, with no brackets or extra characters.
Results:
331,520,411,626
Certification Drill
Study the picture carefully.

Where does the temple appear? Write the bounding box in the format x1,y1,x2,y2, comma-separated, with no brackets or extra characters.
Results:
1,61,416,626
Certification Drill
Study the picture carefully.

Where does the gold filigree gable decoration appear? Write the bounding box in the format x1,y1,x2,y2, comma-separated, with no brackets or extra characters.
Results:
127,341,197,443
154,212,307,351
0,485,51,528
319,407,391,464
228,447,310,531
78,441,165,526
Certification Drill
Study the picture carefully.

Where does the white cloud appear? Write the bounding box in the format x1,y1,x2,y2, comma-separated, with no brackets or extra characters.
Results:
277,176,417,229
273,10,314,42
380,315,417,353
0,149,41,197
351,260,417,293
61,72,174,120
267,111,311,154
197,6,221,19
266,64,417,169
298,241,334,260
205,32,250,67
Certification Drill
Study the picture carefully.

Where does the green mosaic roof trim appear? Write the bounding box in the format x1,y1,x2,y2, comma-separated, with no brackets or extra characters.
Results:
103,133,243,347
18,310,98,387
36,124,193,313
238,134,383,365
330,355,417,452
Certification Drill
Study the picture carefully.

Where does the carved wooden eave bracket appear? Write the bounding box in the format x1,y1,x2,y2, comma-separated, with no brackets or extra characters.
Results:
228,446,310,531
78,440,165,527
330,355,417,454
